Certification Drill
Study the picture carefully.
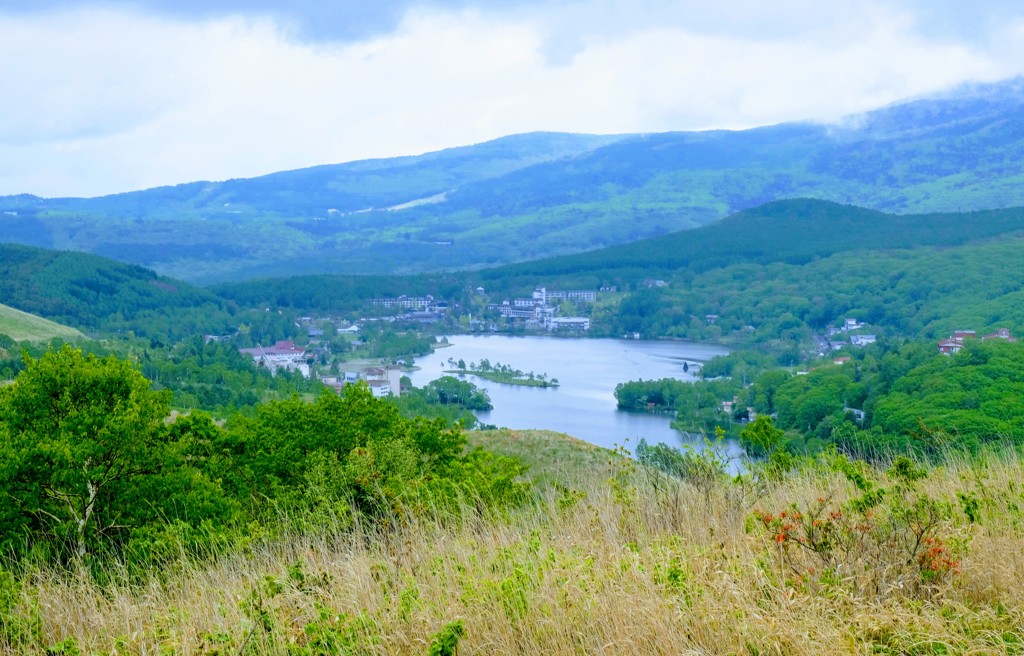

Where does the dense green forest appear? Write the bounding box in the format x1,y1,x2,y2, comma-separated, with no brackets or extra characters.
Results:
635,339,1024,460
212,272,466,311
0,244,239,341
596,228,1024,346
214,198,1024,305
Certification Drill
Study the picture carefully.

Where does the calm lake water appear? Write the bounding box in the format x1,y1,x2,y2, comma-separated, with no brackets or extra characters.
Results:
410,334,743,456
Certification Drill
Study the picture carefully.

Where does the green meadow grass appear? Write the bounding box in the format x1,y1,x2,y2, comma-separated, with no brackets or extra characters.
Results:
0,303,84,342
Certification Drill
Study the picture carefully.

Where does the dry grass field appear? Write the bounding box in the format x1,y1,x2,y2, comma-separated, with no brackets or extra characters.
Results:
2,431,1022,655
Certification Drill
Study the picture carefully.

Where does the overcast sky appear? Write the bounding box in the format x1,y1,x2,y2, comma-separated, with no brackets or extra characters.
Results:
2,1,1023,197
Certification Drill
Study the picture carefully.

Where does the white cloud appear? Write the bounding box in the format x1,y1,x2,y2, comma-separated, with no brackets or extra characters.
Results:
0,3,1021,196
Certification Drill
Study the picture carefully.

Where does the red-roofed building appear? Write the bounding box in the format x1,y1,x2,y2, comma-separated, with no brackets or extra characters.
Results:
239,341,309,377
938,338,964,354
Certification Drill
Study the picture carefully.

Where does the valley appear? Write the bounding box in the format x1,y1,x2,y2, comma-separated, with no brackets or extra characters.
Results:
3,78,1024,283
3,63,1024,655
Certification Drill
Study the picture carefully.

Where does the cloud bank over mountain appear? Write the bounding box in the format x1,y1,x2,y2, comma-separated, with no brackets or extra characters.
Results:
2,0,1023,196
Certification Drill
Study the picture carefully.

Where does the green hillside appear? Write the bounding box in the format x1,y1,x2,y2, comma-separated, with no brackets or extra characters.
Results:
2,79,1024,283
0,244,238,341
215,198,1024,299
0,303,83,342
475,199,1024,284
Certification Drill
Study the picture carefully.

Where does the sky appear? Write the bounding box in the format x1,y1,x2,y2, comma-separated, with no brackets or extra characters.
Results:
2,0,1023,197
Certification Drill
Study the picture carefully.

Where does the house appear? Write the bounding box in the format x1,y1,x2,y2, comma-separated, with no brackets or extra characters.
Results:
842,318,861,331
850,335,876,346
938,328,1001,354
705,314,719,325
337,324,361,334
937,338,964,354
982,328,1017,342
833,356,852,365
320,376,344,394
363,367,387,381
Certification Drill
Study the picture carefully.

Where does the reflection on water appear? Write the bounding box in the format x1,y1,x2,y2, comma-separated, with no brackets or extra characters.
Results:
410,335,744,458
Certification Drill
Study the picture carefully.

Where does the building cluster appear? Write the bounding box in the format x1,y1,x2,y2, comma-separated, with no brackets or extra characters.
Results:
937,328,1016,354
365,295,452,323
488,287,596,332
238,340,310,378
827,318,877,349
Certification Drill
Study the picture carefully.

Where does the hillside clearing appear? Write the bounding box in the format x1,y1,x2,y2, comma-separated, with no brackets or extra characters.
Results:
0,303,83,342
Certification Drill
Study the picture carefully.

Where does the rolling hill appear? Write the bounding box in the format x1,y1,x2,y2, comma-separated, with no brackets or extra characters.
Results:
214,199,1024,303
0,244,239,341
0,303,84,343
2,77,1024,284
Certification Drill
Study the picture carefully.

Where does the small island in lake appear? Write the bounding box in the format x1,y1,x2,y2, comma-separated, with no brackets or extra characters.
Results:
444,357,559,388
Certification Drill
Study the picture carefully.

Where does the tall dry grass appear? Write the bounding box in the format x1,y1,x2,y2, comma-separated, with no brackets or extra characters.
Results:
5,438,1024,654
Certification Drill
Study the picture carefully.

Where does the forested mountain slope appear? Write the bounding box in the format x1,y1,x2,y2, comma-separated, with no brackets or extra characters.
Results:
2,79,1024,283
0,244,237,340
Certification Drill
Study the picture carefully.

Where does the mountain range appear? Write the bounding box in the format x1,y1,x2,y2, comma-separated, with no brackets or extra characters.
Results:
2,77,1024,284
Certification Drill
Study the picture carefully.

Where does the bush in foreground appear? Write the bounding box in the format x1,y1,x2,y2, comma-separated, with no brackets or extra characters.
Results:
0,430,1020,654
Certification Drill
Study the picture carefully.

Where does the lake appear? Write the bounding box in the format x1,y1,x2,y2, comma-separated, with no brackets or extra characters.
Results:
409,334,743,456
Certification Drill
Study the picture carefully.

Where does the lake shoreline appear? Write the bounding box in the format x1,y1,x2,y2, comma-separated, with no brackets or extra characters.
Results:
411,334,742,458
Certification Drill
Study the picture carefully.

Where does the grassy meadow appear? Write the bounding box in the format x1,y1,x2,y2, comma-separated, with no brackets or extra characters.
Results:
0,303,83,343
1,430,1022,654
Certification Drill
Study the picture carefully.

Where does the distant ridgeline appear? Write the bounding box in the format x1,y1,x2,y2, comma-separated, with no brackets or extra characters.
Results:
213,199,1024,348
3,78,1024,283
5,195,1024,350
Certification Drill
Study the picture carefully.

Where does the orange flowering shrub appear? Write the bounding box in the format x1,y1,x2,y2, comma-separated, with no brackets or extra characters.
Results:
752,456,962,598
